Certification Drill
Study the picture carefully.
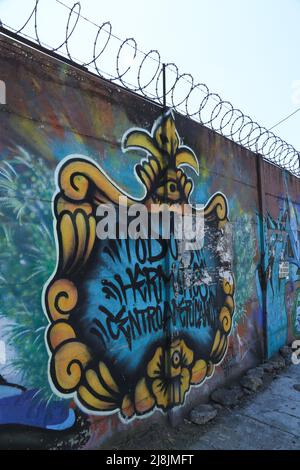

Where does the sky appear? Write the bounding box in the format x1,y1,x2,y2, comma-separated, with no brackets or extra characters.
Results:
1,0,300,151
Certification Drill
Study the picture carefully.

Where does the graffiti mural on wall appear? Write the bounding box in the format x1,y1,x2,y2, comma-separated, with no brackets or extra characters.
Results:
2,34,300,449
256,190,300,356
44,111,235,420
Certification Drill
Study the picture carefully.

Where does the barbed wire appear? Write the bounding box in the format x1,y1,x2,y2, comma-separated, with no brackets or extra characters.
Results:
0,0,299,177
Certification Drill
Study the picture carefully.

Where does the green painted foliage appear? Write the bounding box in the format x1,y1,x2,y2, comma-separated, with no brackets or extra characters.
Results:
0,149,56,398
232,213,256,328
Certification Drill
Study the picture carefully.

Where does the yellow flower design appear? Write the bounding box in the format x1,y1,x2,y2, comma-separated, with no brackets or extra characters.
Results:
147,339,194,409
123,110,199,205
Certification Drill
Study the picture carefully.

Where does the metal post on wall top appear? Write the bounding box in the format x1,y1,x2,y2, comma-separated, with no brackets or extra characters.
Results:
161,62,173,423
256,154,269,360
162,63,166,111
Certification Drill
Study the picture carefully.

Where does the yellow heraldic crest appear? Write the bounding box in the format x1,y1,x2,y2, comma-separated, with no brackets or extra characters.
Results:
44,110,235,420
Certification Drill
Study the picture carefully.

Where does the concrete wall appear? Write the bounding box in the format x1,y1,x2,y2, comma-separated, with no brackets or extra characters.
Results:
0,34,299,449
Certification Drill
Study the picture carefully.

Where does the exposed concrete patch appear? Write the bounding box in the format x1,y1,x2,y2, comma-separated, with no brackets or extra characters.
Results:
237,406,300,438
190,413,300,450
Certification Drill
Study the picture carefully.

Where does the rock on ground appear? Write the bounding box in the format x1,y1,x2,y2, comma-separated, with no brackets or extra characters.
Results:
269,355,286,370
189,404,217,425
279,346,292,359
262,362,274,373
240,375,263,392
246,367,264,379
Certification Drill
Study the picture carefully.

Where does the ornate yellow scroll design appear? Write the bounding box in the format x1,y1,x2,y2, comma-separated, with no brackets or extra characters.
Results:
44,110,235,419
